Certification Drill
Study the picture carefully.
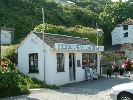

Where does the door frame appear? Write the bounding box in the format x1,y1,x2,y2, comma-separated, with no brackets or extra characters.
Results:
69,53,75,81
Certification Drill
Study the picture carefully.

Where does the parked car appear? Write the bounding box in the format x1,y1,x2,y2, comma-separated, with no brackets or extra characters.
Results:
109,82,133,100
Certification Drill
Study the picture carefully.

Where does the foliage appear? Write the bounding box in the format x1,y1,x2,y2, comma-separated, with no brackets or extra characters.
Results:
0,58,29,98
0,58,58,98
1,45,18,63
34,23,104,45
0,0,110,45
0,0,133,46
18,72,58,89
101,52,127,60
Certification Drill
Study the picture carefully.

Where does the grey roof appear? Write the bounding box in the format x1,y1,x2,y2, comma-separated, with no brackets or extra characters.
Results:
105,44,133,51
33,32,94,48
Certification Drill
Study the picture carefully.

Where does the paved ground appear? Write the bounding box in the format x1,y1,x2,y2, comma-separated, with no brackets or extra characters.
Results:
1,72,133,100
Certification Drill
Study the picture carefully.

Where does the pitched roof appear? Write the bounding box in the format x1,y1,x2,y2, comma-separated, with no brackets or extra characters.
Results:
33,32,94,48
118,18,133,26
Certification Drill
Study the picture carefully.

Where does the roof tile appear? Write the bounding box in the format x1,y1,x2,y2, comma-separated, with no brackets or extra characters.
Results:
34,32,93,48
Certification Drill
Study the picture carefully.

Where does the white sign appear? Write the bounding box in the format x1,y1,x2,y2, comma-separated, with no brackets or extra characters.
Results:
55,43,104,51
1,30,12,44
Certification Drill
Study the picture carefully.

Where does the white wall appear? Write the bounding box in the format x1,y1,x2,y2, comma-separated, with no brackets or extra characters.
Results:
18,33,45,81
46,50,101,86
18,33,103,86
112,25,133,45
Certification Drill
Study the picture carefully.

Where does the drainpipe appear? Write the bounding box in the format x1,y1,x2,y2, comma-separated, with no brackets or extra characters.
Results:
42,8,45,82
43,45,46,82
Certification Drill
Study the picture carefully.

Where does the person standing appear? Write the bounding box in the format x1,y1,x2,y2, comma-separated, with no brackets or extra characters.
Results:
107,60,112,77
118,60,124,76
113,60,119,78
124,58,132,77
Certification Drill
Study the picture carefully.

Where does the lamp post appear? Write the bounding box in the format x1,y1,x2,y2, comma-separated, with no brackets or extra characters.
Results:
96,28,103,46
42,8,44,40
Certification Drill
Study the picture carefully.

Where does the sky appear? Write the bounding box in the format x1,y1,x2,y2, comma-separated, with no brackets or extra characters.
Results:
112,0,128,2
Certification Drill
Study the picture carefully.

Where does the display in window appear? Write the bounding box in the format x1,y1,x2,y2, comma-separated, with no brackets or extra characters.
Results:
82,53,97,69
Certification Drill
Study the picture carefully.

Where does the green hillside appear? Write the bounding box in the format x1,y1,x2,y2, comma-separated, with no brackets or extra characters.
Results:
0,0,133,45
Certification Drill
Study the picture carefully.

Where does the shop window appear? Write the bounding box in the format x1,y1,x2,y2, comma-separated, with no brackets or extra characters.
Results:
124,32,128,37
82,53,97,69
29,53,39,73
123,25,128,30
56,53,64,72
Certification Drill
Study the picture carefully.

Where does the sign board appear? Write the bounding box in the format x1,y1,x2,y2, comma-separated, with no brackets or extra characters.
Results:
77,60,81,67
92,67,98,79
1,30,12,44
55,43,104,51
85,67,92,80
0,27,14,44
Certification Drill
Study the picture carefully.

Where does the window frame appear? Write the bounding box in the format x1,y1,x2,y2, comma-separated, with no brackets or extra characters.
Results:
123,25,128,30
82,53,97,69
29,53,39,73
56,53,65,72
124,32,128,37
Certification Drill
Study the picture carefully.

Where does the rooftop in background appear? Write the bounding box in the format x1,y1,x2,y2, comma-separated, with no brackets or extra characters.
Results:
105,43,133,51
118,18,133,26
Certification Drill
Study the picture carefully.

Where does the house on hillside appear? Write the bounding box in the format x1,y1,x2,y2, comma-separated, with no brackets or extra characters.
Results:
17,31,104,86
111,18,133,45
0,27,14,44
106,18,133,59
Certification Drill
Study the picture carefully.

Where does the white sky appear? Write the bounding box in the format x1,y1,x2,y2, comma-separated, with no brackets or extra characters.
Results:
112,0,128,2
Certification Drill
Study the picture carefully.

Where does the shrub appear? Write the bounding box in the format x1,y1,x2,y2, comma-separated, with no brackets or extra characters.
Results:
1,45,18,64
101,52,127,61
0,66,30,98
18,72,58,89
0,58,58,98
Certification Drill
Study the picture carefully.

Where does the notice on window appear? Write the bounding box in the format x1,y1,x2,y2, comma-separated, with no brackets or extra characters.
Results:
31,61,33,65
77,60,81,67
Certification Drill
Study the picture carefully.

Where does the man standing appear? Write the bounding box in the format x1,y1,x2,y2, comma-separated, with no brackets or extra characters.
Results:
124,58,132,77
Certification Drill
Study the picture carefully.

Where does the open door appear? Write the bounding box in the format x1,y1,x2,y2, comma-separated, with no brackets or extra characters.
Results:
69,53,75,81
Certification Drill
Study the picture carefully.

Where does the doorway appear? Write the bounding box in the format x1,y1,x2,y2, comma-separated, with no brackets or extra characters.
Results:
69,53,75,81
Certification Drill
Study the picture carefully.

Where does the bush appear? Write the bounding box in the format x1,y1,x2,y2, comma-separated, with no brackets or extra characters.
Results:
0,58,29,98
0,86,30,98
0,66,30,98
18,73,58,89
101,52,127,61
0,58,58,98
1,45,18,64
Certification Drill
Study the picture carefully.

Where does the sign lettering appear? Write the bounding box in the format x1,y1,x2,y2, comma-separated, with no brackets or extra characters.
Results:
55,43,104,51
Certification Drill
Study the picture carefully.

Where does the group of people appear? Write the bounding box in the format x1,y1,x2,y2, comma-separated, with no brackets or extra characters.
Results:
107,58,132,78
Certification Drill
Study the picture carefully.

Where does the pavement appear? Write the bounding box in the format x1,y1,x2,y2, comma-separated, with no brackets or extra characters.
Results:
1,72,133,100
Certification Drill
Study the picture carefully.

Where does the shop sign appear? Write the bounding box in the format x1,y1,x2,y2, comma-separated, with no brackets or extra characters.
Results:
55,43,104,51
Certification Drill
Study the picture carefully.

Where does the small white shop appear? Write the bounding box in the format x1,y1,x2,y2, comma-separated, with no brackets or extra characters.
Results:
17,31,104,86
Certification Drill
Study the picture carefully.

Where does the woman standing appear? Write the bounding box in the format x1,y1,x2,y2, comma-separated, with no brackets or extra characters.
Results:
124,58,131,77
113,60,119,78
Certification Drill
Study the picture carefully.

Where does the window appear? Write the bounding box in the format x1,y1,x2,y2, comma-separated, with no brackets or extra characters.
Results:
124,32,128,37
82,53,97,69
29,53,39,73
56,53,64,72
123,25,128,30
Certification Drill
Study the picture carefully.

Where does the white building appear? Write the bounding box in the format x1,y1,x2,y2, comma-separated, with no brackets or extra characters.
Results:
17,31,104,86
0,27,14,44
110,18,133,59
111,18,133,45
